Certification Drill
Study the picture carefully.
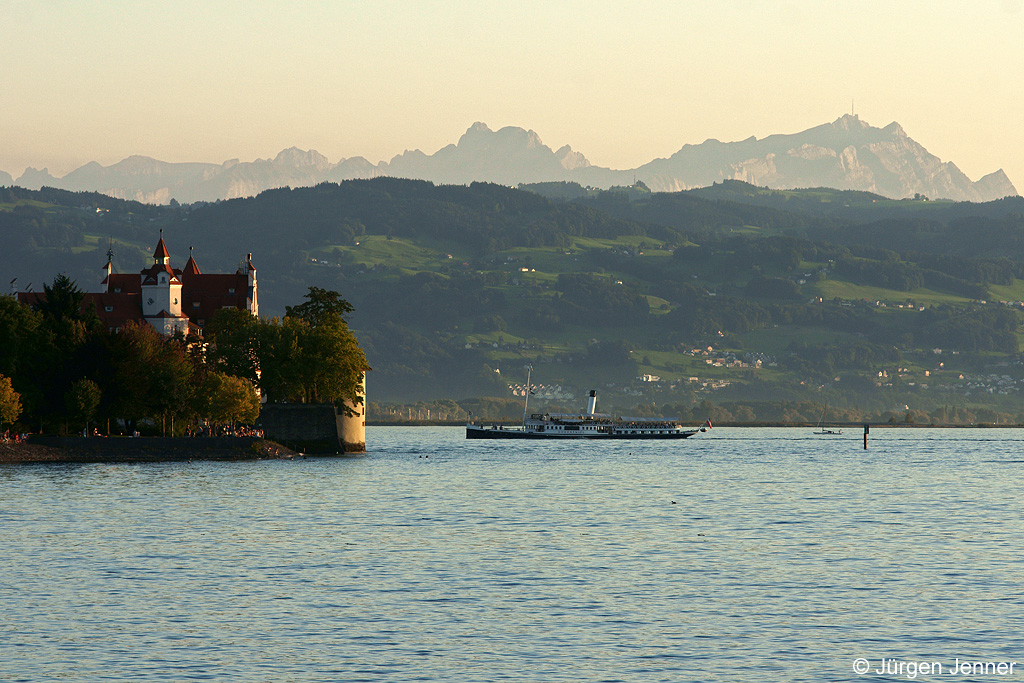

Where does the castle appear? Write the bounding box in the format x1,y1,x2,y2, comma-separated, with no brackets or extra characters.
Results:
21,233,257,336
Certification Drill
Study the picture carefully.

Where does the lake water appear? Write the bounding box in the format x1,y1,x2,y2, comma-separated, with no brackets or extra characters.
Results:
2,427,1023,682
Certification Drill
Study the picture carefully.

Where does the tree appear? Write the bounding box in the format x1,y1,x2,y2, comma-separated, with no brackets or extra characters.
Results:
258,315,367,409
36,274,88,326
107,323,193,434
65,378,101,434
0,295,42,380
0,374,22,429
27,276,102,425
259,288,368,410
285,286,355,326
205,308,261,384
196,372,261,428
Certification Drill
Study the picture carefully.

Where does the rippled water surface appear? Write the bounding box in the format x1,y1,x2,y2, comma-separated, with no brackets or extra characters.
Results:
2,427,1023,681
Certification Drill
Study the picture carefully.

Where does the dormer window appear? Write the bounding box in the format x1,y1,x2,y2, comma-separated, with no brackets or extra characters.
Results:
114,287,121,293
193,301,200,308
160,275,167,284
104,305,113,312
228,288,235,295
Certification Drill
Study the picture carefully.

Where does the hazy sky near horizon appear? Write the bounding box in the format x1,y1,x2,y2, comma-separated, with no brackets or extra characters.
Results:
2,0,1022,188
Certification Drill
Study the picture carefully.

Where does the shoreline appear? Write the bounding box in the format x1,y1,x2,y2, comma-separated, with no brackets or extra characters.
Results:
0,436,298,465
368,421,1022,428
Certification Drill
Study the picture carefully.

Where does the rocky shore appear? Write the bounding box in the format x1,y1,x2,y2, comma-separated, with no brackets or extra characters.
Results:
0,436,298,465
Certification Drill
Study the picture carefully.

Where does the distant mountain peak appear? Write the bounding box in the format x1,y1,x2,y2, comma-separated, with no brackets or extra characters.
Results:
15,167,59,191
882,121,907,137
7,116,1016,203
833,113,868,130
273,147,331,170
555,144,590,171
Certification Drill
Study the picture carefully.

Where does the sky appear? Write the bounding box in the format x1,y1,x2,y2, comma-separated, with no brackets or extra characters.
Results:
2,0,1023,188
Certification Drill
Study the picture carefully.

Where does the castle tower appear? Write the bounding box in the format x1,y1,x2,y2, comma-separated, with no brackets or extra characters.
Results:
339,371,367,453
141,231,187,335
101,243,114,293
246,252,258,316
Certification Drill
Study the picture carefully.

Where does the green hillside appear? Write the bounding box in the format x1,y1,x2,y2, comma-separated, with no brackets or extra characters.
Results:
4,180,1024,423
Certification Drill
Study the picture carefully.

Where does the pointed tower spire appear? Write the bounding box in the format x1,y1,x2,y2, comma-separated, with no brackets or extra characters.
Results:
182,245,201,277
102,238,114,292
153,228,170,265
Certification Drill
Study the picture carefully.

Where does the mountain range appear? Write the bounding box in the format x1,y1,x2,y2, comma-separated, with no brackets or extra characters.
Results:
3,115,1016,204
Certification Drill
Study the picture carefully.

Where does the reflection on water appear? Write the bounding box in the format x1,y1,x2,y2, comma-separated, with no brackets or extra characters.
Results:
2,427,1023,682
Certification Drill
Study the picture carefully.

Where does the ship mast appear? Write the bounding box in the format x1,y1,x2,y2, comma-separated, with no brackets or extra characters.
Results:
522,365,532,424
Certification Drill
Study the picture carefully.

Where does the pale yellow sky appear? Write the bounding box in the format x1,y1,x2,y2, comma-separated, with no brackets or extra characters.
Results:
2,0,1022,188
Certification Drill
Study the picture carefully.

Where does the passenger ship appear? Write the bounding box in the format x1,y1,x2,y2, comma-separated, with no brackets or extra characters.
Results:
466,381,711,440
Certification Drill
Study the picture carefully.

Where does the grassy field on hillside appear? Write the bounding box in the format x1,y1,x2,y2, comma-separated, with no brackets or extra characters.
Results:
813,280,971,305
988,279,1024,303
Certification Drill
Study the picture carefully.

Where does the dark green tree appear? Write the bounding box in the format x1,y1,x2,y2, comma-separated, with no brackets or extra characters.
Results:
65,378,101,434
285,286,355,326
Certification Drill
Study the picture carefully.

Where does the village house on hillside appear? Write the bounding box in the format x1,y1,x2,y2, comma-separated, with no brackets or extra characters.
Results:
19,233,258,336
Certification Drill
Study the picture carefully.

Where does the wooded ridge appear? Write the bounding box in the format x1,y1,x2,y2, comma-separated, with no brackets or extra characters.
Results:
4,178,1024,423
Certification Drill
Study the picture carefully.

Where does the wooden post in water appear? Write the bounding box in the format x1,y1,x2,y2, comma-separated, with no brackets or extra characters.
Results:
863,424,869,449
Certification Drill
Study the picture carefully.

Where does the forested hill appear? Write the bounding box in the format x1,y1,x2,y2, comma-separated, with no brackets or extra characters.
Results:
5,179,1024,423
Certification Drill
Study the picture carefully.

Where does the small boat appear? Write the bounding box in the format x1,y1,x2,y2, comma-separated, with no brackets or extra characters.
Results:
814,404,842,435
466,368,711,440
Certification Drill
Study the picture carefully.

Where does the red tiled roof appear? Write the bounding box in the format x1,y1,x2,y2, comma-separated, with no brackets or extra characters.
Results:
16,292,43,308
87,292,143,330
18,292,144,332
182,272,251,325
107,273,142,294
153,238,170,260
153,309,187,319
182,256,201,276
142,263,181,286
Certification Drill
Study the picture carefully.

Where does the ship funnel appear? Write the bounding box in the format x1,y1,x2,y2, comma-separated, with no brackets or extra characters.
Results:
586,390,597,415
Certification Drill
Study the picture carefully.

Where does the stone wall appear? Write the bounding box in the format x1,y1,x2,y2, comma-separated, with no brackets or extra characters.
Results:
13,436,295,464
259,403,364,454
